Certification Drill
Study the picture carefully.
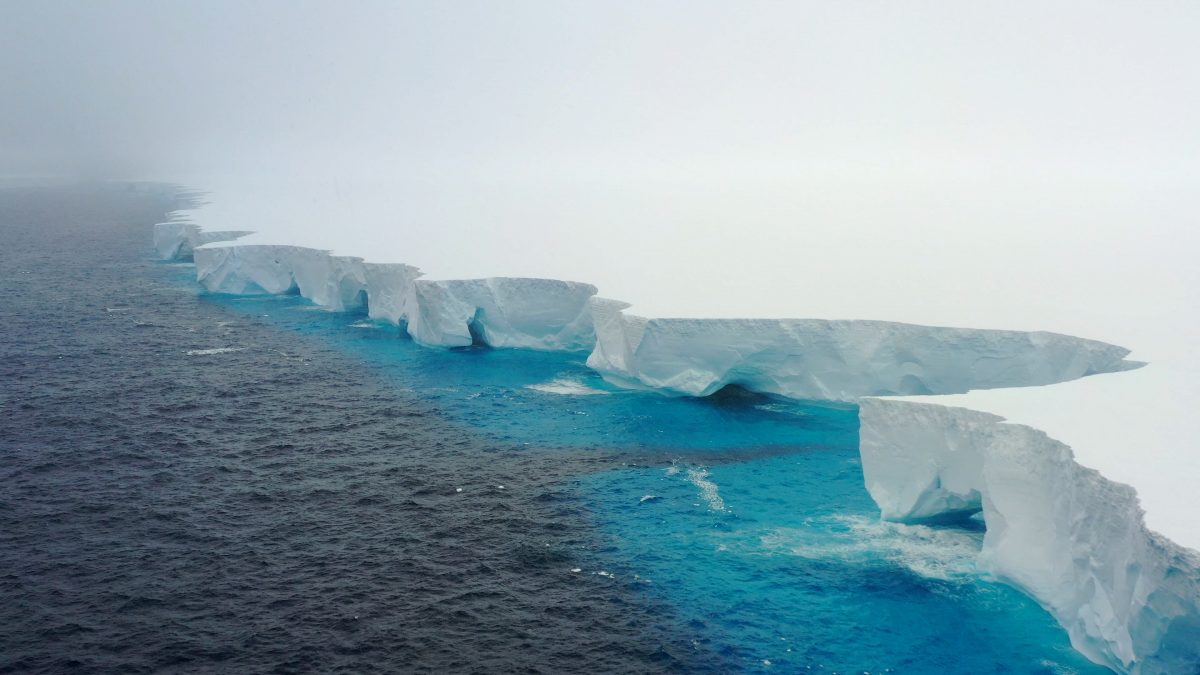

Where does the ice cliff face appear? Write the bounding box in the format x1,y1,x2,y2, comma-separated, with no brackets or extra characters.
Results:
165,224,597,351
586,299,1134,400
860,399,1200,674
152,222,252,261
406,278,597,350
156,219,1196,673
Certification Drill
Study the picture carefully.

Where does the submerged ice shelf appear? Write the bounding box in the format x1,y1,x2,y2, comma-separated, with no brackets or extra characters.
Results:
154,211,1199,673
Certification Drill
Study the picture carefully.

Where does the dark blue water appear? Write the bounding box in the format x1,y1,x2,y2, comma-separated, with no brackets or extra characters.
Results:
0,185,1107,673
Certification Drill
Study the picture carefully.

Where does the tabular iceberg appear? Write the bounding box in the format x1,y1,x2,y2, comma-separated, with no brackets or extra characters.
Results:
163,223,598,351
860,398,1200,674
154,217,1198,674
586,298,1136,400
405,277,596,350
152,221,252,261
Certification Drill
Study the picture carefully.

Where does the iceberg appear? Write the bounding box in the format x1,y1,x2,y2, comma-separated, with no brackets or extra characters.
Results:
186,236,596,351
860,398,1200,673
586,298,1136,400
405,277,596,350
152,221,251,261
155,213,1198,674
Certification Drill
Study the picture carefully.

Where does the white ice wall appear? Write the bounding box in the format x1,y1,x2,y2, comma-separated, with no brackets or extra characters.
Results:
860,398,1200,674
155,218,1198,673
156,223,598,352
586,301,1135,400
152,221,251,261
406,277,596,350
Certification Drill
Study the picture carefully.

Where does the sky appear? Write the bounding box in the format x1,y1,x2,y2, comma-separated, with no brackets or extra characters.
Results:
4,1,1198,183
3,1,1198,339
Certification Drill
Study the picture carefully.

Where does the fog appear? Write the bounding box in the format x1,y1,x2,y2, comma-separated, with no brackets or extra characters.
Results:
4,1,1198,344
5,2,1197,183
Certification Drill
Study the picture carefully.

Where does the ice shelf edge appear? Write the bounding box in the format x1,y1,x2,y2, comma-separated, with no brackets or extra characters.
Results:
153,204,1198,673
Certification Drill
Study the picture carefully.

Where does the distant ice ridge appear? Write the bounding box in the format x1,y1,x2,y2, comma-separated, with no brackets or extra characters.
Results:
587,297,1135,400
154,225,596,351
860,399,1200,673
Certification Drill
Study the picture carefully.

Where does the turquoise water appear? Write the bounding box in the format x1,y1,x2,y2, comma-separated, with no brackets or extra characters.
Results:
185,280,1107,673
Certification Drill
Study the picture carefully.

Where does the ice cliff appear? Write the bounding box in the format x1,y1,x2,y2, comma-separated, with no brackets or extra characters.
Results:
152,221,252,261
860,399,1200,673
586,298,1134,400
154,218,1198,673
156,224,596,351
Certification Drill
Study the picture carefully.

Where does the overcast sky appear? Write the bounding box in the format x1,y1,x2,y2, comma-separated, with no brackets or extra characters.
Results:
3,1,1198,347
3,1,1197,183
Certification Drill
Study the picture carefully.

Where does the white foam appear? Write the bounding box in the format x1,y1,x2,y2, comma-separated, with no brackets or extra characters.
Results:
759,515,983,583
685,468,727,513
526,378,609,396
184,347,245,356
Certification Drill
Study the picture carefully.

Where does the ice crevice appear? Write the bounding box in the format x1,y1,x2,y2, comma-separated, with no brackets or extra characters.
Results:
153,218,1198,674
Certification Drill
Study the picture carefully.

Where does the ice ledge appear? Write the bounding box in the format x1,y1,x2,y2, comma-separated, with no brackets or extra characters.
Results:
152,221,252,261
586,297,1138,400
155,223,596,351
860,398,1200,673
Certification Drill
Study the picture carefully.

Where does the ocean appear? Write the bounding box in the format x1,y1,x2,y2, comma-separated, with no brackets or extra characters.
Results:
0,184,1106,673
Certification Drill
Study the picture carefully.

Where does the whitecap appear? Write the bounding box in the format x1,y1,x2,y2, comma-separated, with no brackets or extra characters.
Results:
760,515,983,582
184,347,246,356
685,468,727,512
526,378,608,396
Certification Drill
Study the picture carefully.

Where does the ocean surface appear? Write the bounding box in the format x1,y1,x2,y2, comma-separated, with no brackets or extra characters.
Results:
0,184,1108,673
